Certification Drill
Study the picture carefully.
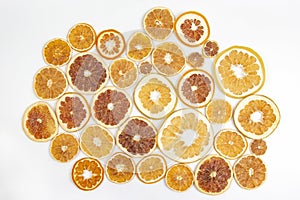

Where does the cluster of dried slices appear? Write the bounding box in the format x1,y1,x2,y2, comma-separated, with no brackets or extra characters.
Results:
22,6,280,194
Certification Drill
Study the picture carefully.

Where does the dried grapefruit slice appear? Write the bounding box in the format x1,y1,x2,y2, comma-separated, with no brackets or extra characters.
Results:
206,99,232,123
187,52,204,68
127,32,153,61
165,164,193,192
139,61,153,75
250,139,267,156
202,40,219,58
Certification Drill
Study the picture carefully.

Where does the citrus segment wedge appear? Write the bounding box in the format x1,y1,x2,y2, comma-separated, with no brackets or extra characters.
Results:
165,164,193,192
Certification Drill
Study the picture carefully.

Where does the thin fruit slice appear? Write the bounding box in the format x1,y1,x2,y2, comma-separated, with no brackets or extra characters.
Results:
165,164,193,192
250,139,267,156
66,52,109,94
136,154,167,184
50,133,79,162
56,92,90,132
194,155,233,195
234,94,280,139
202,40,219,58
134,73,177,119
206,99,232,123
174,11,210,47
187,52,204,68
117,116,157,157
22,102,58,142
157,108,213,163
127,32,153,61
139,61,153,75
80,125,115,159
214,46,265,98
72,157,104,191
106,152,135,184
234,155,267,189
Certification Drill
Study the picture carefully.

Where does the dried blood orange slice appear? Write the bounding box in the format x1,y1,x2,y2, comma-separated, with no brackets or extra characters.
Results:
177,69,214,108
66,52,108,94
214,46,265,98
202,40,219,58
165,164,193,192
194,155,233,195
139,61,153,75
127,32,153,61
134,74,177,119
174,11,210,47
187,52,204,68
206,99,232,123
56,92,90,132
22,102,58,142
250,139,267,156
234,94,280,139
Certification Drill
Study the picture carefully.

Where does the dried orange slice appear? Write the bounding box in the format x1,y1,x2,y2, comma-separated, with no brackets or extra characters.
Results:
139,61,153,75
174,11,210,47
152,42,185,76
250,139,267,156
234,94,280,139
202,40,219,58
214,46,265,98
56,92,90,132
165,164,193,192
134,74,177,119
22,102,58,142
67,23,96,52
206,99,232,123
66,52,109,94
80,125,115,159
194,155,233,195
72,157,104,191
127,32,153,61
96,29,125,60
187,52,204,68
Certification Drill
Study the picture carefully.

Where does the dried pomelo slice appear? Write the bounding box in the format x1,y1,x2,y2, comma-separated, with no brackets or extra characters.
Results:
174,11,210,47
22,102,58,142
152,42,185,76
80,125,115,159
202,40,219,58
250,139,267,156
139,61,153,75
157,108,213,163
165,164,193,192
187,52,204,68
194,155,233,195
66,52,109,94
127,32,153,61
234,94,280,139
134,74,177,119
72,157,104,191
214,46,265,98
206,99,232,123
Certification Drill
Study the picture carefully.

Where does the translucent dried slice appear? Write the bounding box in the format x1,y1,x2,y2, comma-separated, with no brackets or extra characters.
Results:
127,32,153,61
250,139,267,156
165,164,193,192
187,52,204,68
202,40,219,58
139,61,153,75
206,99,232,123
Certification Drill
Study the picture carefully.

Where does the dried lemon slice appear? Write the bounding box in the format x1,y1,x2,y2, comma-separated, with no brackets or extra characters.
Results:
165,164,193,192
127,32,153,61
250,139,267,156
206,99,232,123
139,61,153,75
187,52,204,68
202,40,219,58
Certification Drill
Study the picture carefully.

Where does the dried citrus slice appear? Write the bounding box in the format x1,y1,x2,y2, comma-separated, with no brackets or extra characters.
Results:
194,155,233,195
72,157,104,191
202,40,219,58
152,42,185,76
214,129,247,160
96,29,125,60
22,102,58,142
187,52,204,68
136,154,167,184
234,155,267,189
67,23,96,52
250,139,267,156
127,32,153,61
157,108,213,163
80,125,115,159
143,7,174,41
234,94,280,139
206,99,232,123
105,152,135,184
56,92,90,132
50,133,79,162
177,69,214,108
92,87,132,128
214,46,265,98
139,61,153,75
116,116,157,157
66,52,109,94
134,74,177,119
174,11,210,47
165,164,193,192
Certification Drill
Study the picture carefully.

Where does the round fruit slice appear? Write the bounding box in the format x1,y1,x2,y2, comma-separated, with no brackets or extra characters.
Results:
127,32,153,61
165,164,193,192
66,52,109,94
206,99,232,123
22,102,58,142
116,116,157,157
72,157,104,191
194,155,233,195
92,87,132,128
96,29,125,60
67,23,96,52
80,125,115,159
152,42,185,76
214,46,265,98
143,7,174,41
105,152,135,184
50,133,79,162
250,139,267,156
157,108,213,163
234,94,280,139
234,155,267,189
187,52,204,68
214,129,247,160
174,11,210,47
178,69,214,108
139,61,153,75
136,154,167,184
202,40,219,58
134,73,177,119
56,92,90,132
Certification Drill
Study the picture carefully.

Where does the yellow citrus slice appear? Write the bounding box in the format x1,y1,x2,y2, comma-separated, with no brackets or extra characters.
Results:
250,139,267,156
139,61,153,75
214,46,265,98
202,40,219,58
234,94,280,139
165,164,193,192
206,99,232,123
187,52,204,68
127,32,153,61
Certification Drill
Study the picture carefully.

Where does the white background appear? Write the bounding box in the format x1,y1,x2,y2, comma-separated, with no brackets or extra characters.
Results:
0,0,299,199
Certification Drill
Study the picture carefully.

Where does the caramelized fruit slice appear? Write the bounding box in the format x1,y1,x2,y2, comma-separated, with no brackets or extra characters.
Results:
206,99,232,123
250,139,267,156
165,164,193,192
127,32,153,61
